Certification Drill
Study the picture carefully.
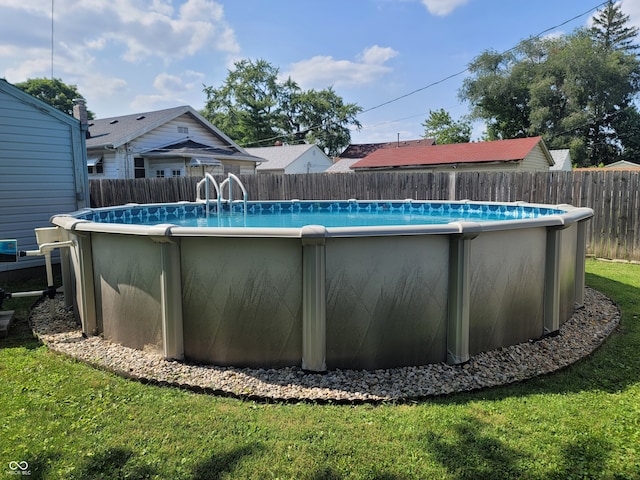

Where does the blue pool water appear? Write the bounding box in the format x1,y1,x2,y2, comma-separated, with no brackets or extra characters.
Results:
79,200,565,228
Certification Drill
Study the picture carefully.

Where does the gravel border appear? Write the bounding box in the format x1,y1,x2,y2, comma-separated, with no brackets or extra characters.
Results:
29,287,620,403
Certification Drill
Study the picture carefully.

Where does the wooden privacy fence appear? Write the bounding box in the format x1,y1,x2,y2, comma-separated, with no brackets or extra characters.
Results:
89,170,640,262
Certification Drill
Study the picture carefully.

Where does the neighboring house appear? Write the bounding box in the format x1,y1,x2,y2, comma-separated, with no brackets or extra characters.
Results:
329,139,436,173
83,105,262,179
0,79,89,272
550,149,573,171
350,137,554,172
246,144,333,174
605,160,640,169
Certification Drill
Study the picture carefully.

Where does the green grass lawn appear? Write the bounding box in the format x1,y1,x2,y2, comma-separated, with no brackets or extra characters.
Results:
1,259,638,479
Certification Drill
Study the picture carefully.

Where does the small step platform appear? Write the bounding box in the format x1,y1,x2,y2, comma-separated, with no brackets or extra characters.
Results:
0,310,15,338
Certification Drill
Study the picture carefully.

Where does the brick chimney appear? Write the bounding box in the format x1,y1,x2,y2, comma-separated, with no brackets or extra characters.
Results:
72,98,90,138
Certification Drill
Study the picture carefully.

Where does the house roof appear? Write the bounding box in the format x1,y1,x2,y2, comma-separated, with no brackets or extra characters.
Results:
339,138,435,159
246,144,330,171
325,158,360,173
605,160,640,169
142,139,263,164
351,136,552,170
86,105,241,152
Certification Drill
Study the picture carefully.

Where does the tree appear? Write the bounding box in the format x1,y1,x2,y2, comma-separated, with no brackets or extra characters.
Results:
459,2,640,166
13,78,94,119
589,0,638,52
202,59,281,148
459,48,533,141
284,86,361,157
422,109,472,144
202,59,362,157
612,105,640,162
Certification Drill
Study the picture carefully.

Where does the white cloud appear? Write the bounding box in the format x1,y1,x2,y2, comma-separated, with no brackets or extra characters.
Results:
154,73,188,93
284,45,399,89
130,70,205,111
420,0,469,16
0,0,238,116
2,0,239,64
618,1,640,31
358,45,399,65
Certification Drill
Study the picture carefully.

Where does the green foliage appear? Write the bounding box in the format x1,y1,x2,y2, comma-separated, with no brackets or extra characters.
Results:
1,260,639,478
201,59,361,157
13,78,95,119
459,2,640,167
422,108,472,144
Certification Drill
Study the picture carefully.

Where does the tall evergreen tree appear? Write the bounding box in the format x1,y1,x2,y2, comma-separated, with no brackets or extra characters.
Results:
589,0,638,52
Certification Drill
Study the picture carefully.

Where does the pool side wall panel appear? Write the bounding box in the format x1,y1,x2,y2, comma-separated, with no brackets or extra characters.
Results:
468,228,547,355
180,236,303,367
324,235,450,370
91,233,164,354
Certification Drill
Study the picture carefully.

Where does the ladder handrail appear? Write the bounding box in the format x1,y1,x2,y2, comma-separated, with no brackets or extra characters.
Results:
195,173,220,203
220,173,248,213
196,173,222,218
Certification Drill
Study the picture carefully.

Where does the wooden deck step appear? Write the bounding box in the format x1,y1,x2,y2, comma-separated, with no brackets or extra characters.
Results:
0,310,15,338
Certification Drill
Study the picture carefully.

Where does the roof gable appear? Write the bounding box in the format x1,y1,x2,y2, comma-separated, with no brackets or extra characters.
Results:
86,105,242,152
550,149,572,171
351,137,550,169
247,144,330,170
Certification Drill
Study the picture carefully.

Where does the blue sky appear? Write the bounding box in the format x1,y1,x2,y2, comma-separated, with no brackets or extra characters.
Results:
1,0,637,146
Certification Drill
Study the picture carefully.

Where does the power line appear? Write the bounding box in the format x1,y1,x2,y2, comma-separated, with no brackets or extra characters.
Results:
360,1,608,116
239,1,609,148
51,0,54,79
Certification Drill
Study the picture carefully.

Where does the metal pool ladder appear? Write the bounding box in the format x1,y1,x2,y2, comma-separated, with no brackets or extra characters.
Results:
196,173,248,216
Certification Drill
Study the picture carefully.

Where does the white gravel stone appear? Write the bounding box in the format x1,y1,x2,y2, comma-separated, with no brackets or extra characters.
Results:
29,287,620,402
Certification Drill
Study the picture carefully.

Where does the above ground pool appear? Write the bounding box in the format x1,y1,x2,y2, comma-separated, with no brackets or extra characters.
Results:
50,196,593,372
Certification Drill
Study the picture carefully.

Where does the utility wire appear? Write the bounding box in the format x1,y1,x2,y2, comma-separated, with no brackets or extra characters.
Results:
360,1,609,115
239,1,609,147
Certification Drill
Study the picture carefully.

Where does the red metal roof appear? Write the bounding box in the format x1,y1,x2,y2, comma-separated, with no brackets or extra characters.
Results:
351,136,546,169
339,138,435,159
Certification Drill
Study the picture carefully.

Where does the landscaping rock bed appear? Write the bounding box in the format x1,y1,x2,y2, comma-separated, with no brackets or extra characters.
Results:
30,287,620,403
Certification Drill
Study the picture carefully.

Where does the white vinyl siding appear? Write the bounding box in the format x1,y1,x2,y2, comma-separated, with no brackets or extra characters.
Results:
132,115,230,152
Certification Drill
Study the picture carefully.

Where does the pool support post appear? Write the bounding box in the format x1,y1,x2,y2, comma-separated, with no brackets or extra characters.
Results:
71,231,98,337
150,225,184,361
301,225,327,372
544,224,569,335
447,225,480,365
574,219,588,308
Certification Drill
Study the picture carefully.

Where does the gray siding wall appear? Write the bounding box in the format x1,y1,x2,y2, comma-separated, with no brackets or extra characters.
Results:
1,84,87,271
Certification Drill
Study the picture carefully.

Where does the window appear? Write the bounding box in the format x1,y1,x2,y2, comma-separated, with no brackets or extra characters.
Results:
172,169,182,177
87,156,103,175
156,170,165,178
134,158,145,178
177,126,189,134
